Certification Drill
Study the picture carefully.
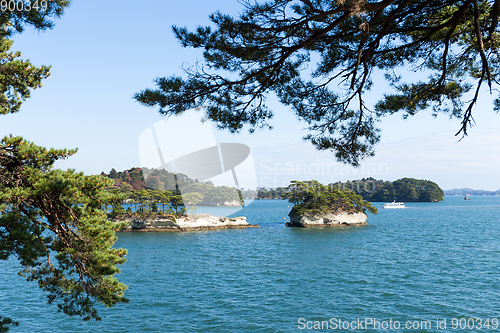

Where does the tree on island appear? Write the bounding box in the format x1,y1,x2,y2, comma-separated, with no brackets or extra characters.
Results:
136,0,500,166
0,1,128,330
283,180,377,216
103,167,245,207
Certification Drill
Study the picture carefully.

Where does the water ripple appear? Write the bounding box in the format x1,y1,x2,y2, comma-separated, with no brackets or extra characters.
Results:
2,197,500,332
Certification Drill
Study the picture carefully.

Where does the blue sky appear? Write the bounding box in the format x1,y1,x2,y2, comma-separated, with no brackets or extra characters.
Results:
1,0,500,191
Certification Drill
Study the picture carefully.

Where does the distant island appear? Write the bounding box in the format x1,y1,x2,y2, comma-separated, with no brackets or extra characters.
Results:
283,180,377,228
257,177,444,202
100,167,244,207
444,188,500,196
112,214,259,232
99,168,261,231
98,167,263,231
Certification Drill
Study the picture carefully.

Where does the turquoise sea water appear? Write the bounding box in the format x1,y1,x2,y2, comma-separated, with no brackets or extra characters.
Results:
2,196,500,332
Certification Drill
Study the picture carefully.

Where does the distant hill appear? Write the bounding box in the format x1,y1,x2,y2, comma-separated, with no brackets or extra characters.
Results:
101,167,146,190
257,178,445,202
331,177,444,202
100,167,245,206
444,188,500,196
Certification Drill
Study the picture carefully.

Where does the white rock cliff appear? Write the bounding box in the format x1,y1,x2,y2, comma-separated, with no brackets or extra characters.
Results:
287,209,367,227
114,214,258,232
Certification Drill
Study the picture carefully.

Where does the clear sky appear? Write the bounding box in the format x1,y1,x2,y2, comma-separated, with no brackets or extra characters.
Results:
1,0,500,191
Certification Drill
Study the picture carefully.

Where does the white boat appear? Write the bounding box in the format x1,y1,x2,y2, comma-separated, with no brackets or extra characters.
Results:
382,201,405,209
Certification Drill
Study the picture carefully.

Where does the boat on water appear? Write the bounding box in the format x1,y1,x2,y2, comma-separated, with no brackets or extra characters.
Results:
464,195,471,200
382,201,405,209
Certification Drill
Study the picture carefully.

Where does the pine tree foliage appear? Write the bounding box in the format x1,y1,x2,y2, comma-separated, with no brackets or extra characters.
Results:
0,0,69,115
0,1,128,330
0,37,50,114
136,0,500,165
0,136,128,321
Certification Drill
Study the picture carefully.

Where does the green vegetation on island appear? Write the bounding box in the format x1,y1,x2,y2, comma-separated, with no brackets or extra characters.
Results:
257,178,444,203
107,189,187,219
332,178,444,202
282,180,377,216
256,187,286,199
100,167,244,212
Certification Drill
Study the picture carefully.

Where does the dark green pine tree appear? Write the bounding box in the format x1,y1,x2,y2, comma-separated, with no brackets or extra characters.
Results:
109,168,119,178
136,0,500,165
0,1,128,330
0,136,129,321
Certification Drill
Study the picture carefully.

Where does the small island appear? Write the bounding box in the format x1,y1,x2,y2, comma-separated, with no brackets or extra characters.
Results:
111,213,258,232
282,180,377,228
105,182,258,231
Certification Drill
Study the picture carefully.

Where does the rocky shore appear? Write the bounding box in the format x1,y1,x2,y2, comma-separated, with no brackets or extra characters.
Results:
113,214,259,232
286,209,367,228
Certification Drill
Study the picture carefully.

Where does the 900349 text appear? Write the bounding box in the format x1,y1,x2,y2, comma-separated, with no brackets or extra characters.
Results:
0,0,47,12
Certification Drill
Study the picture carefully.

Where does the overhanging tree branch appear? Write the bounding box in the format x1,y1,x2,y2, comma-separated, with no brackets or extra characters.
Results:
136,0,500,165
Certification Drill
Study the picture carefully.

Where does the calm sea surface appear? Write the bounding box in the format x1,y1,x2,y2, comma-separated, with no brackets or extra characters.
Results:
2,196,500,332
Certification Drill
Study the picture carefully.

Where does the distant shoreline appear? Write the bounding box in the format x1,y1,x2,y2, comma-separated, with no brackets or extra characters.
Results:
444,189,500,196
445,194,500,196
